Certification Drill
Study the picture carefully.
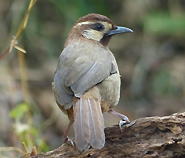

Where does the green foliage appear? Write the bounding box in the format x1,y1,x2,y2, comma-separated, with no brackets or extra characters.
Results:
150,70,182,97
144,11,185,36
9,102,49,153
9,103,29,121
50,0,112,20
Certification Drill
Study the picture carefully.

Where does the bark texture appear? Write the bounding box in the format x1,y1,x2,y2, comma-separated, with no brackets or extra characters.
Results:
31,112,185,158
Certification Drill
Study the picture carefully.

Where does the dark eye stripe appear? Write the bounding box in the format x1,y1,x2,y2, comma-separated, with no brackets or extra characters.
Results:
92,23,104,31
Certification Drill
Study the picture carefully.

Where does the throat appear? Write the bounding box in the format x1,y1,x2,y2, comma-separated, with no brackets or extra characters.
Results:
100,36,111,46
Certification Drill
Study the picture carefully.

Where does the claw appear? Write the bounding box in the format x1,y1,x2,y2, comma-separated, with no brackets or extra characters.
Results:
119,120,127,131
66,136,75,147
109,110,130,132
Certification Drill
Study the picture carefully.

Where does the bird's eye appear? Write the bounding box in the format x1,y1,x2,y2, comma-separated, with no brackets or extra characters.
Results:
94,23,104,31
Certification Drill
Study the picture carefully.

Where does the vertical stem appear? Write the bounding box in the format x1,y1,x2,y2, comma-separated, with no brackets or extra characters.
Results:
18,50,33,149
18,51,30,105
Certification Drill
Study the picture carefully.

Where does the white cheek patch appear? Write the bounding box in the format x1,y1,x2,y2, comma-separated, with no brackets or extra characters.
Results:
82,29,103,41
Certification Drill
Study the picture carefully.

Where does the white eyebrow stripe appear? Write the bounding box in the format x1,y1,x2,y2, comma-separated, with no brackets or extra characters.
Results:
76,21,95,26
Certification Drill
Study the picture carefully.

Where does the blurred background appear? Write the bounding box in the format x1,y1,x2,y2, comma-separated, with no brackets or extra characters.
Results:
0,0,185,157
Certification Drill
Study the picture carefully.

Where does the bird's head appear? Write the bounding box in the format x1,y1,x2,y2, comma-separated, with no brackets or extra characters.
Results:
65,13,133,47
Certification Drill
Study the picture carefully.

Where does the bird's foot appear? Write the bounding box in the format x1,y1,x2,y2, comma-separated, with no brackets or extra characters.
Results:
62,136,75,147
109,109,130,131
119,120,128,132
67,137,75,147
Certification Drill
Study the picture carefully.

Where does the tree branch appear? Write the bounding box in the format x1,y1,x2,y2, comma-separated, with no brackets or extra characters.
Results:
31,112,185,158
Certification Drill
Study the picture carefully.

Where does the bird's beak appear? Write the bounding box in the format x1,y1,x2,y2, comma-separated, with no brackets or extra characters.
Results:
106,26,133,36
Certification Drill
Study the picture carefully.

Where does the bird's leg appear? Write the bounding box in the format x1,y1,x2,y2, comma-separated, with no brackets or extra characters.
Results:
62,119,74,146
109,109,130,122
108,109,130,130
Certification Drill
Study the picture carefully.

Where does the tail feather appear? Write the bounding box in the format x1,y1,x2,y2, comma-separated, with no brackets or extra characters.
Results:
73,98,90,151
73,96,105,152
88,98,105,148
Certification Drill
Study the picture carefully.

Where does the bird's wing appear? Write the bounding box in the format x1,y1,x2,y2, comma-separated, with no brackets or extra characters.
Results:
70,60,111,98
53,70,74,109
53,55,109,108
53,47,117,108
65,55,116,98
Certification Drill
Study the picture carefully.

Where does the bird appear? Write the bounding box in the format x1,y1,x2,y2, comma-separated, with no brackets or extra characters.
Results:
53,13,133,152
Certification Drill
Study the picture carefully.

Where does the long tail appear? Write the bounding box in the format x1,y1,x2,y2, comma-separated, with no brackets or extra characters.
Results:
73,94,105,152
